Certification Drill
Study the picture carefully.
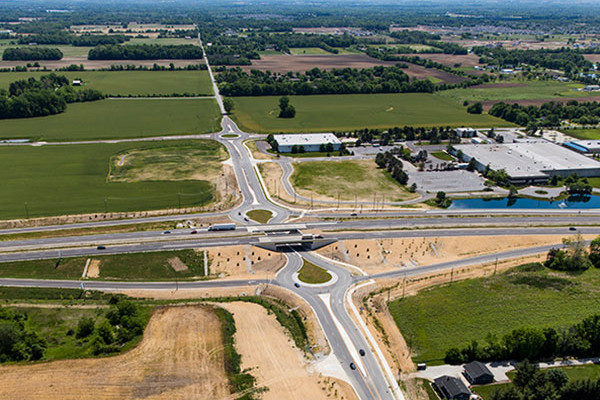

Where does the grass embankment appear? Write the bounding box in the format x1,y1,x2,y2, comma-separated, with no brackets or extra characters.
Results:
231,93,510,133
474,364,600,400
431,151,454,161
298,259,332,284
0,250,208,281
436,80,587,104
0,140,224,219
246,209,273,224
291,160,417,202
0,70,213,96
562,128,600,140
0,98,221,142
389,263,600,364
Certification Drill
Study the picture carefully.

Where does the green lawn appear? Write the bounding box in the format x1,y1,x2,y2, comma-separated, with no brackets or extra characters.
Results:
0,140,223,219
231,93,510,133
0,70,213,96
0,98,221,142
431,151,454,161
291,160,418,202
246,209,273,224
0,44,92,58
436,80,586,104
289,47,332,55
389,263,600,364
562,128,600,140
298,259,332,284
0,250,208,281
127,37,199,46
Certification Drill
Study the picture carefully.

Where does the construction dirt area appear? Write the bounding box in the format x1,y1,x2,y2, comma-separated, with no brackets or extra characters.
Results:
318,234,587,275
0,306,230,400
220,302,358,400
205,245,287,280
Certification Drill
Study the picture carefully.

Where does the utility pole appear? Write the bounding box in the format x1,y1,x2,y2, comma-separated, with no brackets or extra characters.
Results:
24,202,29,219
311,192,313,209
402,275,406,298
494,257,498,275
337,191,340,209
104,198,107,213
382,194,385,211
373,192,376,210
450,267,454,283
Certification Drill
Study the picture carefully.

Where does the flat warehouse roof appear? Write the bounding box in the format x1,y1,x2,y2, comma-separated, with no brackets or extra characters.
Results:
566,140,600,152
274,133,341,146
455,141,600,178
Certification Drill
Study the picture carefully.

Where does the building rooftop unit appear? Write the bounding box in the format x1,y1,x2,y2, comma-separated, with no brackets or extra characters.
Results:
454,141,600,180
564,140,600,154
274,133,341,147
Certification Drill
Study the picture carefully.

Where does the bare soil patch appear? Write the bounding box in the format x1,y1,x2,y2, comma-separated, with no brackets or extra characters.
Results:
396,53,481,68
168,257,188,272
206,245,286,280
243,54,398,74
86,259,100,278
220,302,356,400
0,306,229,400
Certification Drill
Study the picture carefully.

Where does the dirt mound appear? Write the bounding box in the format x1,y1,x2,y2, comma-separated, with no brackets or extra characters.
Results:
0,306,229,400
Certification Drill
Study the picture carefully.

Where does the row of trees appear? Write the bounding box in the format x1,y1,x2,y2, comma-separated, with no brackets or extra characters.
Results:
339,125,461,146
375,150,409,185
2,47,63,61
545,233,600,271
0,73,104,119
489,100,600,127
491,359,600,400
390,30,468,55
217,65,436,96
0,308,47,362
472,47,592,74
88,44,203,60
17,32,130,47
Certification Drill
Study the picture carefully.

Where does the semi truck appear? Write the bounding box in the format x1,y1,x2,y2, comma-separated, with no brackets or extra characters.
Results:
208,223,236,231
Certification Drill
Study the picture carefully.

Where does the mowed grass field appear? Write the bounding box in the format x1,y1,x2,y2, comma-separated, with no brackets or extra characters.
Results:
389,263,600,364
0,140,224,219
0,70,213,96
562,128,600,140
436,80,586,104
231,93,510,133
291,160,419,202
0,98,221,141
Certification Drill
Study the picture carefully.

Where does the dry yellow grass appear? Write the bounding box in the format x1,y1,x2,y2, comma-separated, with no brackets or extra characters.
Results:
206,245,286,280
0,306,229,400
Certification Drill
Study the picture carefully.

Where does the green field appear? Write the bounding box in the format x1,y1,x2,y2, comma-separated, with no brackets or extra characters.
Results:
436,80,586,104
289,47,332,55
431,151,454,161
127,37,199,46
291,160,419,202
0,250,208,281
0,98,221,141
0,70,213,96
0,140,223,219
246,209,273,224
389,263,600,364
0,44,92,58
298,259,332,284
562,128,600,140
232,93,510,133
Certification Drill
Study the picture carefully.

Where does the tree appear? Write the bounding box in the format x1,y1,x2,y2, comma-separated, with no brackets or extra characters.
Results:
434,191,452,208
467,102,483,114
278,96,296,118
466,157,477,172
590,236,600,268
76,317,95,339
223,98,234,114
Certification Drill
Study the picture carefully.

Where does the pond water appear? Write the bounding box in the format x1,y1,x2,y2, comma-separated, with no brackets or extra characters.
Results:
449,195,600,210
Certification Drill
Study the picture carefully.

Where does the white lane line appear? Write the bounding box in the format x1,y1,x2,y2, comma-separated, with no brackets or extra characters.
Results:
318,293,368,376
161,242,230,249
347,281,405,400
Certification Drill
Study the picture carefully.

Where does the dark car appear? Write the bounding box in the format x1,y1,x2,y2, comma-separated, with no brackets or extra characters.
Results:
294,282,300,288
163,230,171,234
569,227,577,231
359,349,365,356
190,229,198,234
97,245,106,250
350,213,357,217
349,362,356,370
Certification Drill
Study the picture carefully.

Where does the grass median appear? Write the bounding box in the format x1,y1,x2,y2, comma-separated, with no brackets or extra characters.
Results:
298,259,332,284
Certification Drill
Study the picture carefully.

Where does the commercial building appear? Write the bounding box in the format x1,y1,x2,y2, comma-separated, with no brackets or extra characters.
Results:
463,361,494,385
455,128,478,138
433,376,471,400
563,140,600,154
273,133,341,153
452,141,600,184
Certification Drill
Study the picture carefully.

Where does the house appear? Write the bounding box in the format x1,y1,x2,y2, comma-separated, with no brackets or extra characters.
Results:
455,128,478,138
463,361,494,385
433,376,471,400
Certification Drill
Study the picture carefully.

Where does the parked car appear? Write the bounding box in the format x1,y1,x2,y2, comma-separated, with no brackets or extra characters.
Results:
417,363,427,371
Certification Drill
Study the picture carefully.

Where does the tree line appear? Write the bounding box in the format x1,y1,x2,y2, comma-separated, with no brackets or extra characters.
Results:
375,150,409,185
17,32,130,47
390,30,468,55
489,100,600,128
88,44,203,60
218,65,436,96
337,125,461,146
0,73,104,119
3,47,63,61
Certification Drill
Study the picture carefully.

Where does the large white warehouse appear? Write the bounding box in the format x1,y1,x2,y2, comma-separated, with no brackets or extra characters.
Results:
274,133,341,153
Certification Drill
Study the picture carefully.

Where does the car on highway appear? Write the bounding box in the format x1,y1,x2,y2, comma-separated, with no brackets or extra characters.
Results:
350,213,357,217
244,217,249,222
359,349,365,356
349,362,356,370
163,230,171,234
190,229,198,234
294,282,300,288
569,227,577,231
96,245,106,250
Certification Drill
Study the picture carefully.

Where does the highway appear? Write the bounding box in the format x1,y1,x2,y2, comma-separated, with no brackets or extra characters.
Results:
1,33,599,400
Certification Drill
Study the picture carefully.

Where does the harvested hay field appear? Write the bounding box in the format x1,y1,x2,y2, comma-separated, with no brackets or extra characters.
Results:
243,54,397,73
220,302,357,400
472,82,528,89
401,62,466,84
0,57,204,70
0,306,230,400
397,53,481,68
481,96,600,111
